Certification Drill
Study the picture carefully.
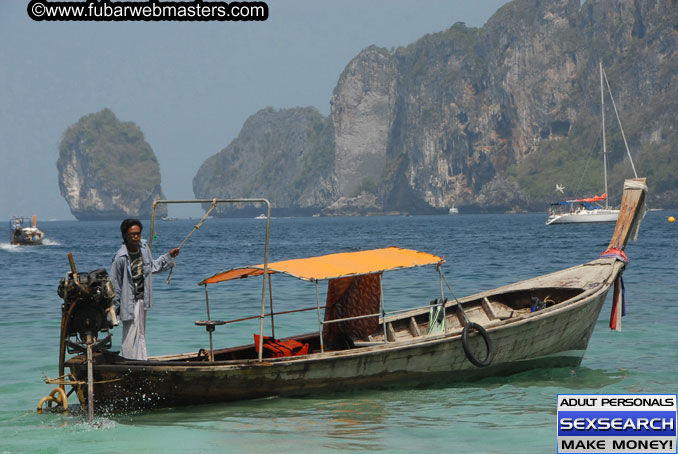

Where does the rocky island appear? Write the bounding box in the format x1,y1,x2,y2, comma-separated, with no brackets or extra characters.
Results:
57,108,167,220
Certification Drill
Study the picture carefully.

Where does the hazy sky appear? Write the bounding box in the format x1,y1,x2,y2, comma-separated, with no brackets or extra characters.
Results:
1,0,509,220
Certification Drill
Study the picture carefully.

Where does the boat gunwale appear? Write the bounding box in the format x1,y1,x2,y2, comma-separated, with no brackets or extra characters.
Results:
70,258,622,372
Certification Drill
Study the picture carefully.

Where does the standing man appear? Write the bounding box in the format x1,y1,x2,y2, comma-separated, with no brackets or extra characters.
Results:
110,218,179,360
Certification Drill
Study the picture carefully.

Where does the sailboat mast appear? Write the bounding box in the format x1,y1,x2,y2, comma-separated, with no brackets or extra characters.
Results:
600,60,609,209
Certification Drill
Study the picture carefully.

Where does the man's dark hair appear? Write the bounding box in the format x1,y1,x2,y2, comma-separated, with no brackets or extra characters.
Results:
120,218,143,239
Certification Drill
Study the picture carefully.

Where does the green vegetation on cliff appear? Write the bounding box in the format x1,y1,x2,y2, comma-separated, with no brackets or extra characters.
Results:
512,115,630,201
292,114,335,198
58,108,161,199
514,93,678,207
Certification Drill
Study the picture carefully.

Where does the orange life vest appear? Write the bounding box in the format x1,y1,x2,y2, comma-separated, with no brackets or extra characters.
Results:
253,334,310,358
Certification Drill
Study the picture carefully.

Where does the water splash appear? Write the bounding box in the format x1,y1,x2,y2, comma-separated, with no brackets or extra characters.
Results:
0,242,21,252
64,416,118,431
0,239,60,250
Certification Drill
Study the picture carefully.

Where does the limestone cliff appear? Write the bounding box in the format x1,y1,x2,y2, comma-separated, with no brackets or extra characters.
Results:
330,46,398,199
57,109,167,220
194,0,678,214
192,107,335,216
374,0,678,212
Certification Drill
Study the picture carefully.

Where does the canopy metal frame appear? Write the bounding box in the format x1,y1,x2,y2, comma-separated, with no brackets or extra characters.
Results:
149,198,272,362
150,201,448,361
205,265,446,357
202,263,446,357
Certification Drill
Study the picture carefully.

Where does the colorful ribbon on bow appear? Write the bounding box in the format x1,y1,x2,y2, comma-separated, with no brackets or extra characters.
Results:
601,248,629,332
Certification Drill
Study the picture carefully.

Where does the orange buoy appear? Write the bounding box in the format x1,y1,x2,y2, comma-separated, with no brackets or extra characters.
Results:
668,216,675,223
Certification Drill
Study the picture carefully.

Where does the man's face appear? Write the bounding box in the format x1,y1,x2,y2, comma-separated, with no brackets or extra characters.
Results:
125,225,142,250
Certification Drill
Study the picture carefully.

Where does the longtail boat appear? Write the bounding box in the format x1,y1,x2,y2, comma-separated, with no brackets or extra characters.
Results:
42,179,647,414
10,215,44,245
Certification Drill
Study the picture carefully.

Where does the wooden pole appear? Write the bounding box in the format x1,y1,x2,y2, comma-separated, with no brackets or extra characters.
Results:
607,178,647,251
67,253,77,276
268,275,275,339
86,340,95,423
59,254,79,378
204,285,214,361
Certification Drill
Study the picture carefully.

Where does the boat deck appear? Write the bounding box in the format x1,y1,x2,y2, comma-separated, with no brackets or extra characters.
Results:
137,259,618,365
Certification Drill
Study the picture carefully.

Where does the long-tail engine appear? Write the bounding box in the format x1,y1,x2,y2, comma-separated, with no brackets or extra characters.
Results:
57,268,116,345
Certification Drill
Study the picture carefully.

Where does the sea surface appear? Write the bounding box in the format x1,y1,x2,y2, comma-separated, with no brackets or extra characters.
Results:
1,211,676,453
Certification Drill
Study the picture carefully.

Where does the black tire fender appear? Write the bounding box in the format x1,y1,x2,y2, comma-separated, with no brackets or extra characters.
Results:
461,322,494,367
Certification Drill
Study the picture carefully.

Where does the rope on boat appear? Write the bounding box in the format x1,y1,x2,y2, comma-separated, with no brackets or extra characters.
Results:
43,372,124,386
439,271,463,307
438,267,495,367
602,67,638,179
43,373,86,386
166,198,218,285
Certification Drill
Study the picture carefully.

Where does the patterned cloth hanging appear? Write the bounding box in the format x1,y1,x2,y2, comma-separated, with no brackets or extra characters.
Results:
601,247,629,332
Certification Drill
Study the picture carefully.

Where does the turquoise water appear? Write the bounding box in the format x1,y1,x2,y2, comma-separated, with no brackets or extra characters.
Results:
1,212,676,453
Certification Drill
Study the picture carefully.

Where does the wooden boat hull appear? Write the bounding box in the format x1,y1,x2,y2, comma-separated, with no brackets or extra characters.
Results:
52,178,646,414
11,237,43,246
66,258,621,412
10,227,44,245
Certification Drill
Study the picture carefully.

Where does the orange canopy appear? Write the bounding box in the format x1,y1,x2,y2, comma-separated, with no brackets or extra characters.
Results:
198,246,444,285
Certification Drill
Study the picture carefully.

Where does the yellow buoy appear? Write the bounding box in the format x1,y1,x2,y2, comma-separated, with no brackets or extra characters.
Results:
668,216,675,223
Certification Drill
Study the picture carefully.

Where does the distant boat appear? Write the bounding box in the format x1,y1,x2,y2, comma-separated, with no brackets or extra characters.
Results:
255,213,268,219
546,62,638,226
546,195,619,225
9,215,44,245
448,206,459,215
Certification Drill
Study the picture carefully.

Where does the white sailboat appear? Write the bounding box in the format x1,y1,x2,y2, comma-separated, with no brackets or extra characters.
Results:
546,61,638,226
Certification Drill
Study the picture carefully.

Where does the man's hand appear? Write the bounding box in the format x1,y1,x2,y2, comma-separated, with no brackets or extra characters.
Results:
169,248,180,258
